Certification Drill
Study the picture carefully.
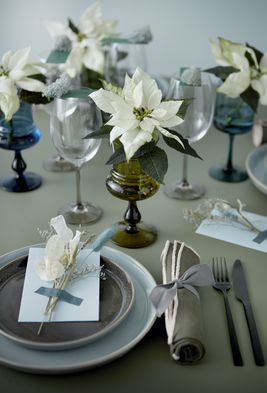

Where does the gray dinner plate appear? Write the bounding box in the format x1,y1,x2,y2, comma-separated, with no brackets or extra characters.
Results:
0,248,134,351
0,245,157,374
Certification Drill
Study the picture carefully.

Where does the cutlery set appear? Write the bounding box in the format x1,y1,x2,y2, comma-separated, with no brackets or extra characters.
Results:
212,257,265,366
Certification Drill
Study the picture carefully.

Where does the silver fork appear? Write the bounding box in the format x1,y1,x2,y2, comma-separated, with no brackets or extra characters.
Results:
212,257,243,366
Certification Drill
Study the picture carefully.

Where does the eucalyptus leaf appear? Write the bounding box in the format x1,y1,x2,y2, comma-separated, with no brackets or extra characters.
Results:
46,50,69,64
84,125,112,139
139,146,168,184
163,129,202,159
61,87,94,100
205,66,238,81
102,36,131,45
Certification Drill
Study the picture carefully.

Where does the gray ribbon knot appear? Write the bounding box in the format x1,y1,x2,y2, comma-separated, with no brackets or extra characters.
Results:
149,264,215,317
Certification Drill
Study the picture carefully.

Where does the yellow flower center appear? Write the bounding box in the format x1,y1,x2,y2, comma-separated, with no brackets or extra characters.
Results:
133,107,152,121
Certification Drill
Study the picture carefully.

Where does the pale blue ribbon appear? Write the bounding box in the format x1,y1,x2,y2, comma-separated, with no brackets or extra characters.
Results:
149,264,215,317
35,286,83,306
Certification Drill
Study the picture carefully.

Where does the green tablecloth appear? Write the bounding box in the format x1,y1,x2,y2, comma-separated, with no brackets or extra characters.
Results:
0,107,267,393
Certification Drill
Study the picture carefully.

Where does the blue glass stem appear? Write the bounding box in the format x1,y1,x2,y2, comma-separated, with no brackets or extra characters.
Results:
225,134,234,174
12,150,27,180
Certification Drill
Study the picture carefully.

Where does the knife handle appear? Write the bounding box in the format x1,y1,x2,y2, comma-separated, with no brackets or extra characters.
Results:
244,303,265,366
223,293,243,366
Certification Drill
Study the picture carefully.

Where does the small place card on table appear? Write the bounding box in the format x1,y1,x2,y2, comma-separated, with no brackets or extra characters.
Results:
18,248,100,322
196,210,267,253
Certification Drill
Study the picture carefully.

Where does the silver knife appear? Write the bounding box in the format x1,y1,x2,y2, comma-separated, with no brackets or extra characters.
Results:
232,259,265,366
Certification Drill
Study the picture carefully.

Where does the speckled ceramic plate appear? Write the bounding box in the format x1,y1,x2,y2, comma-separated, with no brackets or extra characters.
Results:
0,246,156,374
0,248,134,351
246,144,267,195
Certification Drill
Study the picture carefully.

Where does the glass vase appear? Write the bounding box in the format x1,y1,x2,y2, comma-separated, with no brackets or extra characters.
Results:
106,158,160,248
0,101,42,192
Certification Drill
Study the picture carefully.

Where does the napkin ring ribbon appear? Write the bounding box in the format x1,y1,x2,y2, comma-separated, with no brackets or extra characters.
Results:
35,286,83,306
149,264,214,317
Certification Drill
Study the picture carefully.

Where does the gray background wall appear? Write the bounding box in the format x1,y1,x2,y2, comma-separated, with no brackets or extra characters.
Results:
0,0,266,76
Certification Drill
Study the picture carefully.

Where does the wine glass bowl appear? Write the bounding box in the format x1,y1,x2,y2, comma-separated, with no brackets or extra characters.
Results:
50,96,102,225
164,68,214,200
104,43,147,86
209,93,254,182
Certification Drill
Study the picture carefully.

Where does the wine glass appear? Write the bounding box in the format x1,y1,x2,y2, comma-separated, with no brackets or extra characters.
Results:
104,43,147,86
164,68,215,200
209,93,254,182
50,96,102,225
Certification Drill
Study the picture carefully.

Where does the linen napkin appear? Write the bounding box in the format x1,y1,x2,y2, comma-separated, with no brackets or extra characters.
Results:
150,240,214,364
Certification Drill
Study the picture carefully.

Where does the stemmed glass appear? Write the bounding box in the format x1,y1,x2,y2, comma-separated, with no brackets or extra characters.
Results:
164,68,215,200
209,93,254,182
104,43,147,86
50,96,102,225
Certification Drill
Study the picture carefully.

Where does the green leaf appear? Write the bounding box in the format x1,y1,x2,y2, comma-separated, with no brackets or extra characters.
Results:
61,87,94,100
245,51,256,67
240,86,259,113
133,141,157,158
68,18,80,35
80,66,103,89
106,146,126,165
204,66,238,81
46,50,69,64
19,90,50,105
139,146,168,184
246,43,263,65
100,79,123,96
84,125,112,139
30,73,47,83
102,36,131,45
177,98,193,119
163,128,202,159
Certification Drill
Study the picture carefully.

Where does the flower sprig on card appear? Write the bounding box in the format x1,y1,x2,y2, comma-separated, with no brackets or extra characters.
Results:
183,198,267,243
35,215,114,334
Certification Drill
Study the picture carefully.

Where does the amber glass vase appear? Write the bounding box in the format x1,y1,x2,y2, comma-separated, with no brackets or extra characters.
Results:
106,158,160,248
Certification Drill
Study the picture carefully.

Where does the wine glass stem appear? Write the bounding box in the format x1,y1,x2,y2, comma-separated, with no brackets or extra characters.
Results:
181,154,190,186
225,134,234,173
75,166,83,207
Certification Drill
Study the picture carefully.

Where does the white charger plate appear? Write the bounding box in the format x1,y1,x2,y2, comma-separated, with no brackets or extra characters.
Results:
0,245,156,374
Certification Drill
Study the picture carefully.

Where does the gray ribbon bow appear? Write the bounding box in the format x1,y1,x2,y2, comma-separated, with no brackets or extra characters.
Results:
149,264,214,317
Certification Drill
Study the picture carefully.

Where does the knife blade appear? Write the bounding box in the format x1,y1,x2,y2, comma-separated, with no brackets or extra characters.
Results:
232,259,265,366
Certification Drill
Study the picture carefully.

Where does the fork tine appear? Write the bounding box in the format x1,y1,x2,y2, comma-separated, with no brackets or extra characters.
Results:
223,257,229,281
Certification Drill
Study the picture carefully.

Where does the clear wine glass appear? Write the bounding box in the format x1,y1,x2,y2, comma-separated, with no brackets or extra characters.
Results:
50,96,102,225
164,68,215,200
209,93,254,182
104,43,147,86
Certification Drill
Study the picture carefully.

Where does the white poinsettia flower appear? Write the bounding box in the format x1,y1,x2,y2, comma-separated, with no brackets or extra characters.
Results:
0,76,20,121
210,37,248,68
0,47,47,120
35,215,82,281
1,47,46,92
90,67,185,161
44,1,117,76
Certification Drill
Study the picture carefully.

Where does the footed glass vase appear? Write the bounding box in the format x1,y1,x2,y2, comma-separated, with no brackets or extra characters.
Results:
106,159,160,248
0,102,42,192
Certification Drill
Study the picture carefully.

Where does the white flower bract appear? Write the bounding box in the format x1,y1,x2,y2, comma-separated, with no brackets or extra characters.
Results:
90,67,185,160
0,47,47,120
35,215,82,281
210,37,267,105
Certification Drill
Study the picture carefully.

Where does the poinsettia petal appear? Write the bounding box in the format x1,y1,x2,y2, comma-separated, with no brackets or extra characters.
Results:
159,115,184,127
133,80,144,108
120,127,153,160
15,77,45,92
82,43,104,74
110,125,125,143
90,88,125,114
148,88,162,109
218,69,250,97
43,20,66,38
260,53,267,72
252,75,267,105
140,117,158,132
50,215,73,242
155,100,183,119
157,125,184,148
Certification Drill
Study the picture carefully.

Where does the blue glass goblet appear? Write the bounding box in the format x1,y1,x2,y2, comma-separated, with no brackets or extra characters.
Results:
0,102,42,192
209,93,254,182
